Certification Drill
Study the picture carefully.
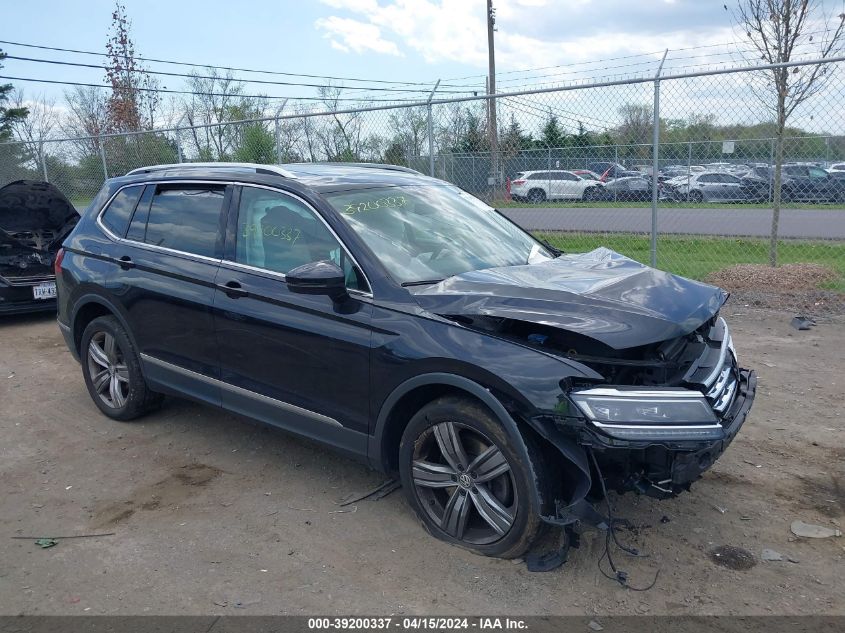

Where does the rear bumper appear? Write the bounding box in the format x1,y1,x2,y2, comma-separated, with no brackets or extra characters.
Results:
586,369,756,498
58,318,79,362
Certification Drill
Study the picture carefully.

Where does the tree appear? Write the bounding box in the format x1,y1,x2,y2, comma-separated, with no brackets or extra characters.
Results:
732,0,845,266
0,50,28,142
233,123,276,163
103,2,161,132
10,90,58,172
61,86,110,159
499,113,531,157
388,107,428,159
538,113,566,148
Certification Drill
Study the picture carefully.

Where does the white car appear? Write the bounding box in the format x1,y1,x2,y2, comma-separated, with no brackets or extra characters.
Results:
829,162,845,172
510,170,604,202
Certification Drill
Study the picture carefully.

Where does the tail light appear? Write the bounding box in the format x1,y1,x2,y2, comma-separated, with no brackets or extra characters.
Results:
53,247,65,277
512,179,526,185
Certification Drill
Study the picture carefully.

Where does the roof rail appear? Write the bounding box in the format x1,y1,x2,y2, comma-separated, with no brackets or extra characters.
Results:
125,162,296,178
285,162,424,176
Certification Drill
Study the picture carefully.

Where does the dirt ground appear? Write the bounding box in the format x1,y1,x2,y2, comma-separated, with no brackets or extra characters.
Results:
0,306,843,616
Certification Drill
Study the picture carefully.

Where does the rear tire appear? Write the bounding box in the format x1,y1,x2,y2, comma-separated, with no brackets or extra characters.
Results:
80,316,163,421
398,396,548,559
527,188,546,204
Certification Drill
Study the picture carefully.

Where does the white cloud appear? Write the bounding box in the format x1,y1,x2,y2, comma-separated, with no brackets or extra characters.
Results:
314,16,403,56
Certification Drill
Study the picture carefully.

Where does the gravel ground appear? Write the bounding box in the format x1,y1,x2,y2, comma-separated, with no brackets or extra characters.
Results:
0,306,843,616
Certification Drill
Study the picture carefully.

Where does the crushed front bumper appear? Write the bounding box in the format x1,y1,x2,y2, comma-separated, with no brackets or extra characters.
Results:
585,368,756,498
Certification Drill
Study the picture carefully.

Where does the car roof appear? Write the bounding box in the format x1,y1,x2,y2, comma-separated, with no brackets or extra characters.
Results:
120,161,436,193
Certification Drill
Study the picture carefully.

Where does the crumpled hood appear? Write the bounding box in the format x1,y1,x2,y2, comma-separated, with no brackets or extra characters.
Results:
413,247,727,350
0,180,79,238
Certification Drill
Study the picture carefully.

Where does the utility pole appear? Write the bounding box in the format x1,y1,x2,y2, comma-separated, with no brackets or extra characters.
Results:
486,0,498,199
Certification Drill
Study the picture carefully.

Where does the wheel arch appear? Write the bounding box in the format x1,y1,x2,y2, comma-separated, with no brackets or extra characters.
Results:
70,294,135,356
371,372,594,514
370,373,524,474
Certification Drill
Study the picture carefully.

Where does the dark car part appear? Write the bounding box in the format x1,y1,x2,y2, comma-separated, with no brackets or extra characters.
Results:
0,180,79,314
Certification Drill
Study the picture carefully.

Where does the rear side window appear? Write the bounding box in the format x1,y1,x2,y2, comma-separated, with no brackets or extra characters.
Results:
528,172,548,180
100,185,143,237
142,185,226,258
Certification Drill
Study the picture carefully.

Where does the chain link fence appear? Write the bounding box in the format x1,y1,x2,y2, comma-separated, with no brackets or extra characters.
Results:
2,57,843,314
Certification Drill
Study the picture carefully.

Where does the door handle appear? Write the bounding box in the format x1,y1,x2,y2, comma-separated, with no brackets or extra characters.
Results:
118,255,135,270
218,280,248,299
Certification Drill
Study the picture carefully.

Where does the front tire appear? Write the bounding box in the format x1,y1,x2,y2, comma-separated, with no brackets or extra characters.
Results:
80,316,163,421
689,189,704,203
527,188,546,203
398,396,548,559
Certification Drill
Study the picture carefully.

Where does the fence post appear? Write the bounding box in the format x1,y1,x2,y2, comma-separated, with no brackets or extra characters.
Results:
99,135,109,180
769,138,775,203
613,144,619,202
650,49,668,268
687,141,692,202
427,80,440,177
275,118,282,165
40,141,48,182
176,127,183,163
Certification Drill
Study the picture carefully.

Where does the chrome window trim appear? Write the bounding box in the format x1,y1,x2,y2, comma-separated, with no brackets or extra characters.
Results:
141,353,343,429
229,182,374,298
95,179,228,265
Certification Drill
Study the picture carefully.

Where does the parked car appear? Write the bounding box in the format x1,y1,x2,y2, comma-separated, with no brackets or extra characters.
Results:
510,170,603,202
829,162,845,172
592,176,652,201
741,165,845,203
0,180,80,315
665,171,753,203
586,161,624,176
57,162,756,559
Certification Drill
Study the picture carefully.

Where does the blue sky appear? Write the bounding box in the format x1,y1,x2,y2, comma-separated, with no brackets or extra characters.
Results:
1,0,742,105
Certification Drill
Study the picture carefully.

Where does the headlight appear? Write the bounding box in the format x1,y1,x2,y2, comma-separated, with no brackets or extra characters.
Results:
570,388,723,441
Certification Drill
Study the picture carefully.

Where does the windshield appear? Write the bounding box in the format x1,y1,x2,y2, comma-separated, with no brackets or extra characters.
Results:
323,185,553,285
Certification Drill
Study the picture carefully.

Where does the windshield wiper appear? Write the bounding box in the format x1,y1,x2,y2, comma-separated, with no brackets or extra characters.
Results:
540,239,562,256
401,279,444,287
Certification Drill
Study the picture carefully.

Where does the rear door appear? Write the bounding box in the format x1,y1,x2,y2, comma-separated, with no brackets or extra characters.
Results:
109,181,230,405
211,184,372,455
697,174,720,200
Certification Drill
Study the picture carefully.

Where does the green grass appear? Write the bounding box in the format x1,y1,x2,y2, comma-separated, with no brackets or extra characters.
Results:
501,200,845,210
536,232,845,292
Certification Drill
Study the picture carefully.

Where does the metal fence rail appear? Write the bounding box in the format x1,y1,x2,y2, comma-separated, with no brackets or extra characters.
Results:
2,56,843,314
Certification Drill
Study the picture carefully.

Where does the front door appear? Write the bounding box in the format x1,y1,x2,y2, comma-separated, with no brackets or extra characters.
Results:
212,185,372,456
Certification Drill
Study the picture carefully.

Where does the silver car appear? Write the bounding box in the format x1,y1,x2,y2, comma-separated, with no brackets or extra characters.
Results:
669,171,750,203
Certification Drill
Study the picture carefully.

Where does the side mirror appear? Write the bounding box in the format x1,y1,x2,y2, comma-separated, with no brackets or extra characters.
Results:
285,260,347,300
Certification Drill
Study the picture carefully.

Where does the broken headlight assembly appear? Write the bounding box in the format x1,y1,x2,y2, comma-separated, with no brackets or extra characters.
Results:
569,388,724,441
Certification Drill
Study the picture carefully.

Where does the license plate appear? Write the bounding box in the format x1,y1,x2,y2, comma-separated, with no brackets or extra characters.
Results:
32,282,57,300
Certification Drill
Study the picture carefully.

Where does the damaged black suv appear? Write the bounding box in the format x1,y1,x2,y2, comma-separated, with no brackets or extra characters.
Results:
57,162,756,559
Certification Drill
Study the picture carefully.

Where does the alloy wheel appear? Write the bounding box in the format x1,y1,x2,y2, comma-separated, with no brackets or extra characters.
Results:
86,331,130,409
411,421,517,545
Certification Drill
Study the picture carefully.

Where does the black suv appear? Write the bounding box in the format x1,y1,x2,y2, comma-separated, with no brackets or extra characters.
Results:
57,162,756,559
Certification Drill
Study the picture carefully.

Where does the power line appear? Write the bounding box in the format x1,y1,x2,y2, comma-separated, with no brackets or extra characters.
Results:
0,39,478,89
3,54,472,94
0,75,423,103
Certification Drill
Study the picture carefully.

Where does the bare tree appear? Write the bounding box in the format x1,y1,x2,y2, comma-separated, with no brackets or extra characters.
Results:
10,90,58,171
61,86,110,159
388,106,428,159
317,85,363,161
733,0,845,266
181,68,249,160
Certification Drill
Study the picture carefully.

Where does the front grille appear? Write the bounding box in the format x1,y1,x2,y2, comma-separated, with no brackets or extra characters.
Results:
0,273,55,287
684,317,739,418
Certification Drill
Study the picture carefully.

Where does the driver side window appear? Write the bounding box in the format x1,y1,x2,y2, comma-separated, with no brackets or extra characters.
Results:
234,187,367,291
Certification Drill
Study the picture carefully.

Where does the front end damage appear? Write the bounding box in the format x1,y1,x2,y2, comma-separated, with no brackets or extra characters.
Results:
414,249,757,526
0,180,79,314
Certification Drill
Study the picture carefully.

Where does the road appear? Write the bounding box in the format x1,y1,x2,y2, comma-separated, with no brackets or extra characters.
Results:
501,206,845,239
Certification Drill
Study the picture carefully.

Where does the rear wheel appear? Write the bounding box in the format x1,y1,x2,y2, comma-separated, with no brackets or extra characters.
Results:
398,396,548,558
80,316,162,421
527,188,546,203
